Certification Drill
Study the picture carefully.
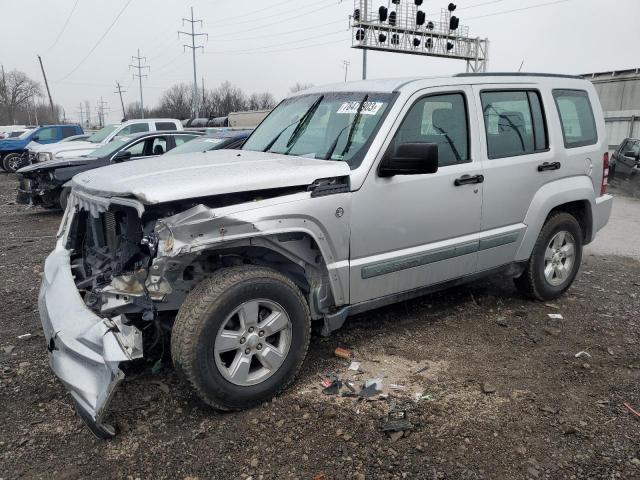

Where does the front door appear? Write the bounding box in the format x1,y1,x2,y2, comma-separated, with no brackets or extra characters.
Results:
349,86,484,304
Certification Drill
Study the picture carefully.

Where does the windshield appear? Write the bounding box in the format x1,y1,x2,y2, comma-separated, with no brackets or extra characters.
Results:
87,124,120,143
166,136,228,155
87,136,130,157
242,92,394,168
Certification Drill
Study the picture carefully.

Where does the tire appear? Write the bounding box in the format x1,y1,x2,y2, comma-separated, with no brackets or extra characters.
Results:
171,265,311,411
514,212,583,301
3,153,24,173
59,188,70,211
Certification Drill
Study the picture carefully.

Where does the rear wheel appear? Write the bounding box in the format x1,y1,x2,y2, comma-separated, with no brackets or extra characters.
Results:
171,266,311,410
514,212,583,300
3,153,24,173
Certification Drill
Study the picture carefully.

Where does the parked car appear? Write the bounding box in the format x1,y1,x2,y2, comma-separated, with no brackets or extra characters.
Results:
1,128,33,139
610,137,640,180
17,130,201,209
0,124,84,172
164,129,252,155
0,125,32,139
38,74,612,438
29,118,184,165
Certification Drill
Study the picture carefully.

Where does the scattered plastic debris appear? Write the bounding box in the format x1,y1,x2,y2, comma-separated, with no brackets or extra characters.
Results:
2,345,15,355
547,313,564,320
334,347,351,360
360,378,383,397
414,365,429,374
320,373,342,395
17,334,32,340
574,351,592,359
348,361,361,371
389,384,406,390
414,392,434,402
382,403,414,440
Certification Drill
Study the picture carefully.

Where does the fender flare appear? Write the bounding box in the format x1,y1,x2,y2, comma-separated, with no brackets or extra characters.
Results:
515,175,595,261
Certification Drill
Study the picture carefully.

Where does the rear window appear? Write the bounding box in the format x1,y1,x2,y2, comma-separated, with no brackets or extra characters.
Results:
156,122,177,131
553,89,597,148
61,126,78,138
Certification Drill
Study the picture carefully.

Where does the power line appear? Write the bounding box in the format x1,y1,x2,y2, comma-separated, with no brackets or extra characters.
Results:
206,29,347,55
222,0,297,22
207,37,349,56
212,18,345,43
466,0,571,20
55,0,133,82
212,0,334,30
44,0,80,54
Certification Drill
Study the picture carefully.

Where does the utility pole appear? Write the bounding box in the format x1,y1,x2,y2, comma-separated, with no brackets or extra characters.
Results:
37,55,57,122
202,76,205,110
362,49,367,80
179,7,208,118
77,102,84,127
114,81,127,121
343,60,350,82
96,97,108,127
129,49,149,118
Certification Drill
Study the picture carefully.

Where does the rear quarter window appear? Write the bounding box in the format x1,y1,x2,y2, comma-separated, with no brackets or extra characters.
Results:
553,89,598,148
156,122,178,131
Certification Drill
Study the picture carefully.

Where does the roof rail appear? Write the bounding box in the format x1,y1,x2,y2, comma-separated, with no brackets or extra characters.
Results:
455,72,582,80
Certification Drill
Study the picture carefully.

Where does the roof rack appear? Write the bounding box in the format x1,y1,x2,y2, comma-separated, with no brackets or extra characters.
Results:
455,72,582,80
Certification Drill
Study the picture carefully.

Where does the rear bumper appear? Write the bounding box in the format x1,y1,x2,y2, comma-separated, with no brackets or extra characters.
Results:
593,193,613,237
38,246,143,438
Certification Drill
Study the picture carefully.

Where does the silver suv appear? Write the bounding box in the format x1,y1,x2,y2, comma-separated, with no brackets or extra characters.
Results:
39,74,613,437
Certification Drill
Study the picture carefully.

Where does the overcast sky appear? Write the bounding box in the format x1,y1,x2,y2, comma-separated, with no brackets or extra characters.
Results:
1,0,638,124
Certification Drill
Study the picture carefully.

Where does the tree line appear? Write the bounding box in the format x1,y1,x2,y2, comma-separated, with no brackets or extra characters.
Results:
0,66,314,126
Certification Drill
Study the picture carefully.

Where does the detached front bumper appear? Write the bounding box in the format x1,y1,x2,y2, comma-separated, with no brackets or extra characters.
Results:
38,247,143,438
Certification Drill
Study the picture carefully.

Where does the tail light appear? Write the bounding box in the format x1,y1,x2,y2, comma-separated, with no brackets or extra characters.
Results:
600,152,609,196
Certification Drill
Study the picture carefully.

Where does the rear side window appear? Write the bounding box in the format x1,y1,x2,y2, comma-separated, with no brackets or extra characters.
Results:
62,126,77,138
481,90,548,159
392,93,469,167
156,122,177,131
118,123,150,136
553,89,597,148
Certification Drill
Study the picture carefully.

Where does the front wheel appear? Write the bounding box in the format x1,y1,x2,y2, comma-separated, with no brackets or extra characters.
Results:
3,153,24,173
514,212,583,301
171,266,311,411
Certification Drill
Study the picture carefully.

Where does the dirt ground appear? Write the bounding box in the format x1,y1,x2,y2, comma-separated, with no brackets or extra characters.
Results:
1,172,639,480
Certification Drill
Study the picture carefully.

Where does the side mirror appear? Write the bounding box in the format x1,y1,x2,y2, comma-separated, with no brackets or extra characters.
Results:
379,142,439,177
112,150,132,163
624,150,639,159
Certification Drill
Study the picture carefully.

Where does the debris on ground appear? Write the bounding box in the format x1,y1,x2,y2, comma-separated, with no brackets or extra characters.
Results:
360,378,383,398
2,345,15,355
547,313,564,320
574,351,592,359
414,364,429,374
334,347,351,360
623,402,640,419
17,333,32,340
320,373,342,395
348,361,361,371
482,382,497,394
381,403,414,441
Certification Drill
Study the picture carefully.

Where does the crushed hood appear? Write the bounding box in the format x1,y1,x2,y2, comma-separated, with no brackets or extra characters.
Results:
72,150,352,204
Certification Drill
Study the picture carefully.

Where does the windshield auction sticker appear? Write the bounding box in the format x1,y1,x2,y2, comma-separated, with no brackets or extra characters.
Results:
337,101,383,115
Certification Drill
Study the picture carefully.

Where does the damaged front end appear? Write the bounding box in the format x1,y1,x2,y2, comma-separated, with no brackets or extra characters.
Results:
39,190,162,438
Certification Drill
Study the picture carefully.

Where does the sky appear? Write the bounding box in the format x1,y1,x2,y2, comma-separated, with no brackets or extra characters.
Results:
1,0,638,124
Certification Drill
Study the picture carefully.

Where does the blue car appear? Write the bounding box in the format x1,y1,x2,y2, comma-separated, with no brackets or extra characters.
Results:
0,124,84,172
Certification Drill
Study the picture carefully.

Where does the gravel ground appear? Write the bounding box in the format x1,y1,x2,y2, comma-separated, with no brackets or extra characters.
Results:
1,172,639,480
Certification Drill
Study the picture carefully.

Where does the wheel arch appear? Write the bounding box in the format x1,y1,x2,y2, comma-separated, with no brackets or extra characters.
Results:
515,176,595,261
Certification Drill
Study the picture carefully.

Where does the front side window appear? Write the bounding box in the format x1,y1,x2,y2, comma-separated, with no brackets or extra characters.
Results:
242,92,394,168
623,140,640,157
88,124,119,143
35,127,57,141
553,89,597,148
123,138,148,158
481,90,548,159
391,93,469,167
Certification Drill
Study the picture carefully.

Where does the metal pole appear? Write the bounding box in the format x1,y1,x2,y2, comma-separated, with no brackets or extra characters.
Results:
138,49,144,118
37,55,57,122
362,49,367,80
115,81,127,120
191,7,198,118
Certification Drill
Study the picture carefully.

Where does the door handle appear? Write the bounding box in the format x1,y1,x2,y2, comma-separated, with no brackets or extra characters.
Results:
454,174,484,186
537,161,561,172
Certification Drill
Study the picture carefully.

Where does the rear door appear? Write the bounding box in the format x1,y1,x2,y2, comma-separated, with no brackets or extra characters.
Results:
616,139,640,176
472,84,555,271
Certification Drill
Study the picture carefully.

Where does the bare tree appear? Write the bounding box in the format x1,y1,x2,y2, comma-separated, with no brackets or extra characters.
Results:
211,81,247,117
248,92,277,111
288,82,314,94
156,83,193,119
0,69,42,124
